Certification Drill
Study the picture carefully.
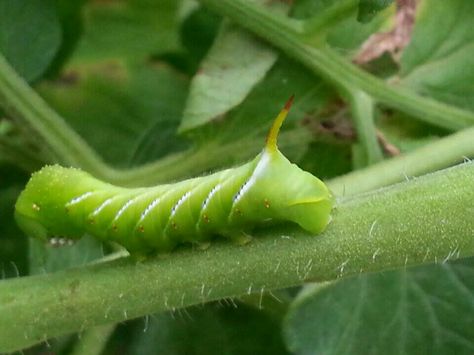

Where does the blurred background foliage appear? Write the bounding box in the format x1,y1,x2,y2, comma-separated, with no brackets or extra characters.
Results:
1,0,474,353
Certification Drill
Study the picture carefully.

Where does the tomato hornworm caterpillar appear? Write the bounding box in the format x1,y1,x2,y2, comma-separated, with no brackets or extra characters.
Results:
15,97,333,254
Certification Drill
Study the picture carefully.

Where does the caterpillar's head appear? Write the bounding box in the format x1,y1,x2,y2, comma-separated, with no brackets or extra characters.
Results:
277,161,333,234
14,165,90,246
256,95,334,234
250,149,333,234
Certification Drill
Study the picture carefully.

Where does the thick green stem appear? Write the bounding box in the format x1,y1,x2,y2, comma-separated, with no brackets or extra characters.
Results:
197,0,474,131
1,162,473,352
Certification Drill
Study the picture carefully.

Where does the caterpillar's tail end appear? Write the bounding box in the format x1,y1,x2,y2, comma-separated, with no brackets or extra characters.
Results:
265,95,295,153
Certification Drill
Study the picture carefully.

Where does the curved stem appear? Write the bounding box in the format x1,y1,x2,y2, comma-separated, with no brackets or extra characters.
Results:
0,53,312,187
0,55,111,176
1,162,473,352
197,0,474,131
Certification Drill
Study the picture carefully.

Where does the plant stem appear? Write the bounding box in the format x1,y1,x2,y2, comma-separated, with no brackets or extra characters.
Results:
0,52,311,186
327,126,474,196
197,0,474,131
0,139,44,172
69,325,116,355
1,162,473,352
0,55,111,176
1,46,473,195
348,90,383,165
103,128,312,186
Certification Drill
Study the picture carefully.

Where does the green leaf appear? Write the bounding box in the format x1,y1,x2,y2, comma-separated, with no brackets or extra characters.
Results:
71,0,182,63
326,11,391,53
179,20,278,132
377,111,447,154
179,0,291,132
179,6,222,74
292,0,392,51
357,0,394,23
37,62,190,167
0,0,61,82
400,0,474,112
47,0,87,76
284,260,474,355
298,142,352,180
126,304,289,355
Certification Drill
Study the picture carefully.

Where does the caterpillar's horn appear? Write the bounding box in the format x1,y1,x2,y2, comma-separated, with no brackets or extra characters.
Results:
265,95,294,152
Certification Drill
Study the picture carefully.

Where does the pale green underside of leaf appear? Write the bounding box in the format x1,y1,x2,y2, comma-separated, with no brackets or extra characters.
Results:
179,0,289,132
284,260,474,355
179,21,278,132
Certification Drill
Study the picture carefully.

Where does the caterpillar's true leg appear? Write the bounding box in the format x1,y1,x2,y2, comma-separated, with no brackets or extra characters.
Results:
227,231,253,245
196,241,211,250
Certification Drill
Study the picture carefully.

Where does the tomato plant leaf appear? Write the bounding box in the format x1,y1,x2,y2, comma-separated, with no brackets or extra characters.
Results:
284,261,474,355
179,21,278,132
179,0,290,132
71,0,182,63
0,0,61,82
126,304,289,355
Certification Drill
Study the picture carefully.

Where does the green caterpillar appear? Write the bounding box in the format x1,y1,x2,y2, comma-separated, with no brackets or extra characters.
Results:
15,97,333,254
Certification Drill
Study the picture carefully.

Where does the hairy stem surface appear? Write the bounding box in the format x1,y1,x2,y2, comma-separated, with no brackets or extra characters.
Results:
1,162,473,352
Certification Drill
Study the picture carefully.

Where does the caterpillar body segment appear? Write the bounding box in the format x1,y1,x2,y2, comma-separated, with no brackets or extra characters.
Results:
15,97,334,254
